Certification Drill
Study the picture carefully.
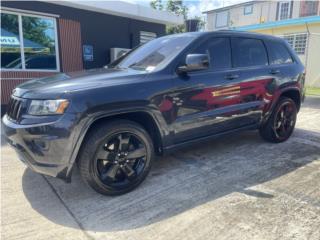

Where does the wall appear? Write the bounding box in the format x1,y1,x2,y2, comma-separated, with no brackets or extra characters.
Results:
206,12,215,31
207,1,276,31
229,2,272,28
292,0,301,18
304,23,320,87
0,72,55,104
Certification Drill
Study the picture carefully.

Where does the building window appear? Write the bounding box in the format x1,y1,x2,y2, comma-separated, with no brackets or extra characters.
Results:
215,11,229,28
1,11,59,71
244,4,253,15
281,33,308,55
140,31,157,44
300,1,319,17
278,1,291,20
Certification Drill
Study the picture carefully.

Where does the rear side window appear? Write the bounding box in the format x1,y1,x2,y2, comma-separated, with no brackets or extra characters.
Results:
265,40,293,65
231,38,268,68
192,37,231,70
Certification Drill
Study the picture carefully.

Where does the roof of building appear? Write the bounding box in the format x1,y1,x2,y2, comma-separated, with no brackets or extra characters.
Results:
48,0,184,25
234,15,320,31
202,0,261,14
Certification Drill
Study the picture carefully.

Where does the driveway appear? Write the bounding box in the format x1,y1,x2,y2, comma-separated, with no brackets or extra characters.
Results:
1,97,320,240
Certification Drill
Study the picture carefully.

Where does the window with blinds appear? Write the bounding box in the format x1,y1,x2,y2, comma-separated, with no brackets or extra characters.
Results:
278,1,292,20
281,33,308,55
139,31,157,44
300,0,319,17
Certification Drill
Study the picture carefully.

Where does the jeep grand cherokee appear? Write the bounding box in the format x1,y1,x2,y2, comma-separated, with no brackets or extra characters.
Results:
2,31,305,195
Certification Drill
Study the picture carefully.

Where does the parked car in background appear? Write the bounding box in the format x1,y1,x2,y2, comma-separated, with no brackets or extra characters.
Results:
2,31,305,195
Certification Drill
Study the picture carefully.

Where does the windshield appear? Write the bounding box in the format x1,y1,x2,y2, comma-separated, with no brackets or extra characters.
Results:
114,34,196,72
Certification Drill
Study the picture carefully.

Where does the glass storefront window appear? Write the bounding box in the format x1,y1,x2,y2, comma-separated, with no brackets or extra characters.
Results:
22,16,57,69
1,13,22,69
0,12,59,71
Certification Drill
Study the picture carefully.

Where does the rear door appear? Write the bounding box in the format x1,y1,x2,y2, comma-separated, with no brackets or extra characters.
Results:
226,37,275,124
264,39,301,87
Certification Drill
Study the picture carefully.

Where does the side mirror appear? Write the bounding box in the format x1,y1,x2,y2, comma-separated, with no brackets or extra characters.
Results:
177,54,209,73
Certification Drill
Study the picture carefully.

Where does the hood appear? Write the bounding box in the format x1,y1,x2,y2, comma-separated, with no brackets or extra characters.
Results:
13,68,147,99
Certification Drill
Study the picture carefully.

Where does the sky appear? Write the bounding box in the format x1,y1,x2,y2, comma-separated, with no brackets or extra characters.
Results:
184,0,250,17
125,0,250,18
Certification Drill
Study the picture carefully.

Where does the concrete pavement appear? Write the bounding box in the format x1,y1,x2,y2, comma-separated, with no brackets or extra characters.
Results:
1,97,320,240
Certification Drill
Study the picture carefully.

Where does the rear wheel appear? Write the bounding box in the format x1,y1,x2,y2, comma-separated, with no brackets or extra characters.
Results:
260,97,297,143
78,120,154,195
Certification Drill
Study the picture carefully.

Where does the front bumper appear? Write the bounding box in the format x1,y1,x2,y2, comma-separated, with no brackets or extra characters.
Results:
2,114,79,181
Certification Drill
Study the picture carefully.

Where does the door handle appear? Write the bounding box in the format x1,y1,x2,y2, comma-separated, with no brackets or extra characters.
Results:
225,74,239,80
270,69,280,75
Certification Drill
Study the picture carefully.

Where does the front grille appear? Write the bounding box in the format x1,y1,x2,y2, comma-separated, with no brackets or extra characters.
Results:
7,96,25,122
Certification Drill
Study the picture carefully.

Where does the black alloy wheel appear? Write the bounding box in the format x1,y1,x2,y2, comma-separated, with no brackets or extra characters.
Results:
94,132,147,188
78,120,154,195
259,97,297,143
273,101,296,140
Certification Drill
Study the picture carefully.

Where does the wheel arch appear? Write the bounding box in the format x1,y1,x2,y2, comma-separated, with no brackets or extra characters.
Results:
280,88,301,111
261,87,301,126
85,111,162,151
76,110,163,163
64,109,164,182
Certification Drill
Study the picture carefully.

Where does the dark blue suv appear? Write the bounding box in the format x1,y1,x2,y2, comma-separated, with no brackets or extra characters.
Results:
3,31,305,195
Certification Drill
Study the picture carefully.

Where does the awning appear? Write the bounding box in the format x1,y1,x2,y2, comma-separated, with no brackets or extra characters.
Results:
0,28,49,52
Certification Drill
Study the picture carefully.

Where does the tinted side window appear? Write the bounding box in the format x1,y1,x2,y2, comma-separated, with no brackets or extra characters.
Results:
192,37,231,70
265,40,293,65
231,38,268,68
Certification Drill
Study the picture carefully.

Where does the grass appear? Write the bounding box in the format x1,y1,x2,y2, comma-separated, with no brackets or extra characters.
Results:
306,87,320,96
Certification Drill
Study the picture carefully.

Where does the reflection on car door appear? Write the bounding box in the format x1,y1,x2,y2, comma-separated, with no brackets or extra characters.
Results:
171,37,274,143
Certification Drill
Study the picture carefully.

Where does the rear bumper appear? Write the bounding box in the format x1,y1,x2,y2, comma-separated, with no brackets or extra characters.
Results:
2,114,78,181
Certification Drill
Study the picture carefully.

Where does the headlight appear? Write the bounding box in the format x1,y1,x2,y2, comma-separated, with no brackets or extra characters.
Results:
28,99,69,115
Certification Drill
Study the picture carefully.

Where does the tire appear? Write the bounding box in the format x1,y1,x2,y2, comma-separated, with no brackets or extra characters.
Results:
78,120,154,196
259,97,297,143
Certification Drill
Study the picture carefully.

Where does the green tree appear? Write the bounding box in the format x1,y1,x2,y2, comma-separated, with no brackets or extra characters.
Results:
150,0,163,10
22,16,54,48
150,0,189,34
1,13,19,35
166,0,188,19
166,0,188,34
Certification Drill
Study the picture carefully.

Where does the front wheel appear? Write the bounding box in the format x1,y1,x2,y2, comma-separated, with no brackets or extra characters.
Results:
260,97,297,143
78,120,154,196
